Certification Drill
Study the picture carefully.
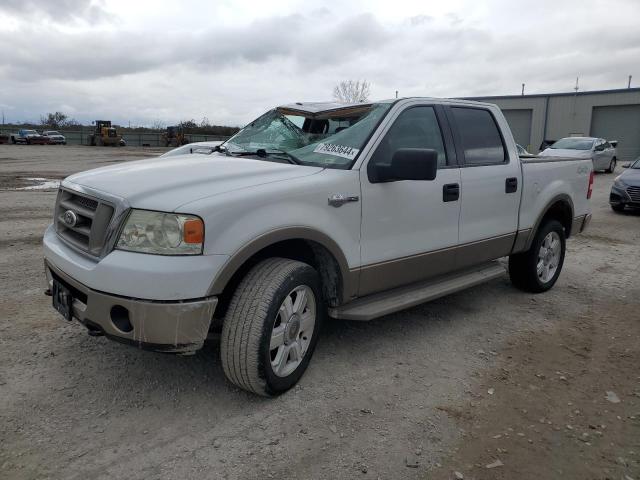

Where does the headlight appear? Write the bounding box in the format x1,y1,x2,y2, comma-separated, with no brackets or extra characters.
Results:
613,176,627,189
116,209,204,255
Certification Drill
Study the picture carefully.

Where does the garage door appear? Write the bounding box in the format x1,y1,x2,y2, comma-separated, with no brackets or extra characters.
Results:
501,109,533,151
591,105,640,161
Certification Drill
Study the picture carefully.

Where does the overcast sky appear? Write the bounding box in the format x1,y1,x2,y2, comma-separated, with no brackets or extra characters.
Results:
1,0,638,127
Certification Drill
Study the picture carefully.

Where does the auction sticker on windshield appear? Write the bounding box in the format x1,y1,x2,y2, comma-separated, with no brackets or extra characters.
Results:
313,143,359,160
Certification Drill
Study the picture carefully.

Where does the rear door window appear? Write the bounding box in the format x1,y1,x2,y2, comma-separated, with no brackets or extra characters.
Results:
451,108,506,165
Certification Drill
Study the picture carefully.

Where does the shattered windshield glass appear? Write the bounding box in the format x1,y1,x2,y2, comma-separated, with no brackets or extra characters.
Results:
222,103,392,169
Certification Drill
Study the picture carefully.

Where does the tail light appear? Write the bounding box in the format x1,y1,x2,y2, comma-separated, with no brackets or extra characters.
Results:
587,170,594,199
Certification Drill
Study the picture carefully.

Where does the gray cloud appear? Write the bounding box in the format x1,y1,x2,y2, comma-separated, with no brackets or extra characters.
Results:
0,0,114,24
0,0,638,126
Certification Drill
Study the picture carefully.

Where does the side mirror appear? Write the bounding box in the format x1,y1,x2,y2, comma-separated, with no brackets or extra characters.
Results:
370,148,438,183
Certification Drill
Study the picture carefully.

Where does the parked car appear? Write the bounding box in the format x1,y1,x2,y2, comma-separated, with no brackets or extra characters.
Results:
43,98,593,396
610,156,640,212
42,130,67,145
10,129,50,145
0,131,9,144
539,137,617,173
160,141,224,158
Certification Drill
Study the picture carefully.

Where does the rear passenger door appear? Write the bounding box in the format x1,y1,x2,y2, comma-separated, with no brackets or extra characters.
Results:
446,106,521,268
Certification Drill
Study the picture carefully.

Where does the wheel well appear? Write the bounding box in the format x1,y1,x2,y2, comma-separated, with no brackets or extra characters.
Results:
541,200,573,238
214,239,344,320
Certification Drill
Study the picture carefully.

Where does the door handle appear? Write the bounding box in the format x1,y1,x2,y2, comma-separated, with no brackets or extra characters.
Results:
443,183,460,202
505,177,518,194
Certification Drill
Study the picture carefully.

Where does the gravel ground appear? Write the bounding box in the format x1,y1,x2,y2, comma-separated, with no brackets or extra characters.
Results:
1,145,638,480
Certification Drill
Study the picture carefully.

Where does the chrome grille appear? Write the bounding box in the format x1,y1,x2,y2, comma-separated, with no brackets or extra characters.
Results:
627,186,640,203
54,189,115,256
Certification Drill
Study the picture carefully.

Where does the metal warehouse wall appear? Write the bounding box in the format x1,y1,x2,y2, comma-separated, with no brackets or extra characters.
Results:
464,88,640,159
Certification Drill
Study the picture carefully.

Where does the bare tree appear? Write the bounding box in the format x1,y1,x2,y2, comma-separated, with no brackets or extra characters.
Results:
150,120,166,131
179,119,198,130
40,111,69,129
332,80,371,103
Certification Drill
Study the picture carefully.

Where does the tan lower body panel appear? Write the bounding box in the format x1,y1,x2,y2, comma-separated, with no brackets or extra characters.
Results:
356,233,515,297
330,261,506,321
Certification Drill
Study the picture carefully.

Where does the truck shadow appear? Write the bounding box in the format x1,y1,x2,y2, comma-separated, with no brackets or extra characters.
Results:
70,276,518,401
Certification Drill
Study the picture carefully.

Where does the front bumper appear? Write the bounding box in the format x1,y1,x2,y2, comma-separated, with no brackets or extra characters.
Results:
45,260,217,353
610,185,640,207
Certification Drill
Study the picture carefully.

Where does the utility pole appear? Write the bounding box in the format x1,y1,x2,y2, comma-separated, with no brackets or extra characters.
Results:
521,83,525,96
572,77,579,121
628,75,632,89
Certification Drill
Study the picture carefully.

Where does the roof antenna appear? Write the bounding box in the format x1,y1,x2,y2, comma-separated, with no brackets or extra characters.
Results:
628,75,632,89
574,77,579,93
521,83,525,96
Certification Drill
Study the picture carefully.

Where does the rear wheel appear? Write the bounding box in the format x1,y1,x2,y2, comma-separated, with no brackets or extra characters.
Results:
509,220,566,293
221,258,324,396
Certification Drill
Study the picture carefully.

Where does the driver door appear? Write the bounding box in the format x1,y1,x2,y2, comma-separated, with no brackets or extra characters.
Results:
359,104,461,296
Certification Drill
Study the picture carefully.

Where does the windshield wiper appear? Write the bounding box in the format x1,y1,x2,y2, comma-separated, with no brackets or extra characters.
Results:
225,148,300,165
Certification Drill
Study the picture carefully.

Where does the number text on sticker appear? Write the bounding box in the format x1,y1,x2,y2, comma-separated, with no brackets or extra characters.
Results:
313,143,360,161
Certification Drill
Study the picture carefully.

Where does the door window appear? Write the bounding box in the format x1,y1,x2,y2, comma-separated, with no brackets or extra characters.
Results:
369,106,447,169
451,107,506,165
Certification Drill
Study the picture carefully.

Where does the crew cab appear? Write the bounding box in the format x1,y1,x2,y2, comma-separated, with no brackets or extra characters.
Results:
43,98,593,396
11,129,49,145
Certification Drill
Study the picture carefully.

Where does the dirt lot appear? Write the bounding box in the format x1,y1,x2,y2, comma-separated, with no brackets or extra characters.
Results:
1,145,638,480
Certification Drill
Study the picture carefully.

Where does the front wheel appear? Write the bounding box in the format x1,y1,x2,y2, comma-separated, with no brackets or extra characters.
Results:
509,220,566,293
611,203,625,212
221,258,324,396
607,158,617,173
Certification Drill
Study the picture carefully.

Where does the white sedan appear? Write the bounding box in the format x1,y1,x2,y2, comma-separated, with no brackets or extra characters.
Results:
539,137,617,173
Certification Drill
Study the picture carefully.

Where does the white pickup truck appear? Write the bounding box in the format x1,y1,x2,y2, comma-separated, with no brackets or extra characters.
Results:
44,98,593,396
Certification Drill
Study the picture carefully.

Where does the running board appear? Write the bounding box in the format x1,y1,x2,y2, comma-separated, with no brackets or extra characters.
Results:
329,261,506,321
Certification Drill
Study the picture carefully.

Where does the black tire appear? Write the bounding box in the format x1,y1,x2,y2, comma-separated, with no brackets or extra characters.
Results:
607,157,617,173
221,258,324,396
611,204,625,212
509,220,566,293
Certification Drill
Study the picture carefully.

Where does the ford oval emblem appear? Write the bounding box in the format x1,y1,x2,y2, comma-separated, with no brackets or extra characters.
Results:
63,210,78,227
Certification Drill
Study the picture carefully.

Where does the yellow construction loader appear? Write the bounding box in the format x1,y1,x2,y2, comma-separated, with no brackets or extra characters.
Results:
88,120,123,146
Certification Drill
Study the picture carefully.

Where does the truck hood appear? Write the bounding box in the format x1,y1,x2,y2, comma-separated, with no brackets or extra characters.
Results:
539,148,592,158
64,153,323,212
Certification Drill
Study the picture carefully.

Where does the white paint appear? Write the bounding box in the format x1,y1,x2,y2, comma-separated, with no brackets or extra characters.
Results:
43,98,592,305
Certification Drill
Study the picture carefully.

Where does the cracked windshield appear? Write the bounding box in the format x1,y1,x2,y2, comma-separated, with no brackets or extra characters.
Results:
222,103,392,168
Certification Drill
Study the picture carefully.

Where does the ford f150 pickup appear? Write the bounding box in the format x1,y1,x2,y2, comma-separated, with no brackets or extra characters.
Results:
43,98,593,396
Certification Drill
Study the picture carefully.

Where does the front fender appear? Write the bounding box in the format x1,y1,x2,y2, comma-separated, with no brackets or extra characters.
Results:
180,169,362,299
